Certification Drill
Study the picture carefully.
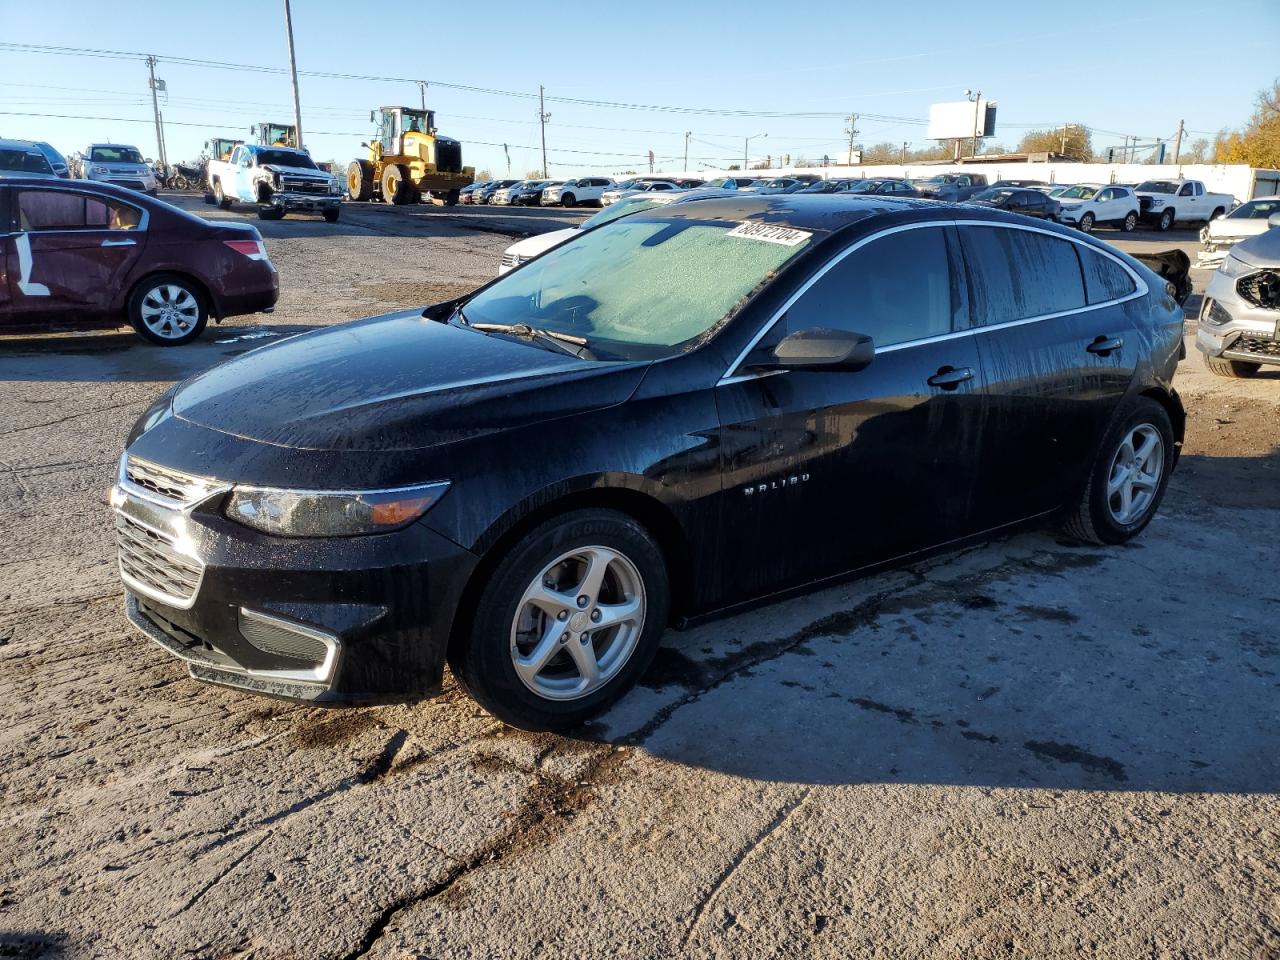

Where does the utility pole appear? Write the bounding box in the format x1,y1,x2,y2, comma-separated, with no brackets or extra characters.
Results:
845,113,859,165
969,89,982,158
1060,125,1068,154
1172,119,1185,164
282,0,304,150
145,56,167,170
684,131,691,172
901,142,908,163
537,85,550,178
417,81,428,113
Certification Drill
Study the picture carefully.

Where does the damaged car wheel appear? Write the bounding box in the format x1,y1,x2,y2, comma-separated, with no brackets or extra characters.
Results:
449,509,669,730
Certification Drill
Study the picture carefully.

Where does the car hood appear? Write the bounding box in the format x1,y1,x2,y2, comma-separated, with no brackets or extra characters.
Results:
1231,228,1280,267
262,163,332,179
172,309,648,451
507,227,579,258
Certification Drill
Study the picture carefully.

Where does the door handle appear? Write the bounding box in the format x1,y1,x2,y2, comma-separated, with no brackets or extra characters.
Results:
927,366,975,390
101,238,136,247
1087,335,1123,356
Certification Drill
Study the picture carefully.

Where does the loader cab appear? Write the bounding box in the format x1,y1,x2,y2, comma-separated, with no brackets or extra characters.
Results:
206,137,242,161
251,123,298,148
374,107,436,157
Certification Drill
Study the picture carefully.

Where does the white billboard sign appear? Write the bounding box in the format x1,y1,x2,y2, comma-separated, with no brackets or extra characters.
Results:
928,100,997,141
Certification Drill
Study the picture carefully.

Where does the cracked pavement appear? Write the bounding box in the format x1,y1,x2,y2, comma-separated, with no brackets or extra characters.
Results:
0,200,1277,959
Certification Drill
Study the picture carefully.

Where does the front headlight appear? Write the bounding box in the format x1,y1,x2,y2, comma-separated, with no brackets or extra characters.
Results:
225,481,450,537
329,180,342,194
90,164,108,175
1218,254,1253,279
1148,199,1165,207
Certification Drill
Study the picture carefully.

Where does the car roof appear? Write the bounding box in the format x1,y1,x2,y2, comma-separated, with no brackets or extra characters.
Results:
0,176,156,203
87,143,142,150
630,193,939,232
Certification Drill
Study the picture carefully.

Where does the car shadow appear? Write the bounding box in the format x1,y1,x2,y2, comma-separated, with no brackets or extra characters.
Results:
582,453,1279,796
0,930,67,958
0,324,324,383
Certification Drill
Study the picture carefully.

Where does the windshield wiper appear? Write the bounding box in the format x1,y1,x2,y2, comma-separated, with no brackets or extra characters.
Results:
468,322,594,359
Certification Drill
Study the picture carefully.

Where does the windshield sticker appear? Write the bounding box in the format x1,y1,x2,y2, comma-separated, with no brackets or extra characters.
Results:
726,222,813,246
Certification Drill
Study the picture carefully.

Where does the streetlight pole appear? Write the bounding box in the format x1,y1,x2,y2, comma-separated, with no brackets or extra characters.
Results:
282,0,304,150
744,132,767,171
684,131,691,172
538,85,550,178
965,89,982,159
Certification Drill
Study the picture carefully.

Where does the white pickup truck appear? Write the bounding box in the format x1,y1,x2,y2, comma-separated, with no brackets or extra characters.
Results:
205,144,343,221
1134,179,1233,231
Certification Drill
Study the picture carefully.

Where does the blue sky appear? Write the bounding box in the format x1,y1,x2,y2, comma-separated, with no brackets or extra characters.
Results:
2,0,1276,176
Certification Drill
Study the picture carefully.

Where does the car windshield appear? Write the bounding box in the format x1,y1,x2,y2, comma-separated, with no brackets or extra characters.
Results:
460,216,814,360
973,189,1016,202
1137,181,1178,194
578,195,675,230
89,146,144,164
1226,199,1280,219
1060,185,1098,200
257,150,316,168
0,148,53,173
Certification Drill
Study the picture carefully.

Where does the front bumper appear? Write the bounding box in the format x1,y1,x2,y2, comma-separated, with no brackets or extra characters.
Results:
87,172,157,192
1195,269,1280,365
271,191,341,212
111,458,478,704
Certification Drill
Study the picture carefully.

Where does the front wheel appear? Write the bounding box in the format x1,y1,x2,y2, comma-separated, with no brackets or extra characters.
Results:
1078,212,1095,233
127,275,208,346
213,181,232,210
1061,397,1174,545
1157,208,1174,231
1204,355,1260,378
449,509,669,730
561,193,576,207
1121,211,1137,232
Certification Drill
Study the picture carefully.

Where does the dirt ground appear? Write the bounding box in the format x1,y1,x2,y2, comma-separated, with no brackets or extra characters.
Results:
0,197,1276,960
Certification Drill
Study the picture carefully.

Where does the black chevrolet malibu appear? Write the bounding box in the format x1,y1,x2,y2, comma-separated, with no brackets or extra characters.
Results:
112,195,1186,729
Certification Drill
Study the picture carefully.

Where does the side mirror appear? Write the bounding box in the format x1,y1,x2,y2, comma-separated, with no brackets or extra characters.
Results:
370,110,377,123
1268,212,1280,229
750,328,875,372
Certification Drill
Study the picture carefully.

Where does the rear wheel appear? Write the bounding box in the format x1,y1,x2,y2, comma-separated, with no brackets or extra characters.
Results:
449,509,669,730
1204,355,1260,378
1062,397,1173,545
560,193,576,207
381,164,410,205
1078,212,1095,233
445,189,460,206
1157,208,1175,231
127,275,208,346
1210,207,1225,221
1121,211,1138,232
346,160,374,202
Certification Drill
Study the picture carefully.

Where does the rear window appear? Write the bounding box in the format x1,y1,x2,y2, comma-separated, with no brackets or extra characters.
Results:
960,226,1086,325
1077,246,1137,304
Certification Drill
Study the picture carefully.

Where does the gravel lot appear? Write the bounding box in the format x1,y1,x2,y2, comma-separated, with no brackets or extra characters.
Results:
1,196,1277,960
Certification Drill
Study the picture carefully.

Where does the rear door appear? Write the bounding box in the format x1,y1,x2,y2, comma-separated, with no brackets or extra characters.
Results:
715,223,990,599
9,185,146,323
0,187,11,324
958,222,1141,526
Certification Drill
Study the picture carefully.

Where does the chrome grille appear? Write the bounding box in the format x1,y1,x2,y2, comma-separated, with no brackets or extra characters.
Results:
116,515,203,604
125,456,217,504
501,252,519,268
1230,336,1280,359
238,610,330,665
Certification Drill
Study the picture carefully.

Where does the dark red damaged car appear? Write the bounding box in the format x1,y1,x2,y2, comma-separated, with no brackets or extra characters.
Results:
0,178,278,345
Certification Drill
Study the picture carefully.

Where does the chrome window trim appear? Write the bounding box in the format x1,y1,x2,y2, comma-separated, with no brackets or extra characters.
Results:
718,218,1148,386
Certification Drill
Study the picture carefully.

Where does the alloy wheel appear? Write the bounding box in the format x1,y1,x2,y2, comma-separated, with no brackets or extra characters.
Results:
139,284,200,340
509,545,646,701
1106,424,1164,525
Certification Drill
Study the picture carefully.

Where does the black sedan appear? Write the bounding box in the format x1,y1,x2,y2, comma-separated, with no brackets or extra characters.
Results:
967,187,1061,220
112,195,1186,729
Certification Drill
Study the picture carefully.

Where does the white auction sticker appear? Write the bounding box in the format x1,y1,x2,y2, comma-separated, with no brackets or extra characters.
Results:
725,222,812,246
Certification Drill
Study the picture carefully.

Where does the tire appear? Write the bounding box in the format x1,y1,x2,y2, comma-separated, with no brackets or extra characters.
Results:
202,189,215,205
449,508,670,730
257,206,285,221
381,164,409,205
1078,212,1095,233
1157,208,1174,231
1061,397,1174,546
445,189,460,206
347,160,374,202
323,207,340,223
1121,211,1137,232
1210,207,1225,221
213,180,232,210
560,193,576,207
1204,355,1260,378
127,274,208,346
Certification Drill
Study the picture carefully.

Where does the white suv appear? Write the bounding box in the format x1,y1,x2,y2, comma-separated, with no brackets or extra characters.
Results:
1054,184,1139,233
541,177,614,207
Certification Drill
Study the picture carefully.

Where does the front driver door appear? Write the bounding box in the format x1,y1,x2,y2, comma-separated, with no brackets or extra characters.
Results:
714,223,989,603
9,186,146,324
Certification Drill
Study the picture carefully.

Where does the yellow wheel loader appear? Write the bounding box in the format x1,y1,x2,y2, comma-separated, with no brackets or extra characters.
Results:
347,107,475,206
251,123,299,148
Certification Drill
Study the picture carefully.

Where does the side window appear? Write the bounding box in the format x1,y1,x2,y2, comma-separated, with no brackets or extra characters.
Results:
960,226,1086,325
1095,188,1113,202
1178,183,1193,197
17,190,142,231
784,227,956,349
1077,246,1137,304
